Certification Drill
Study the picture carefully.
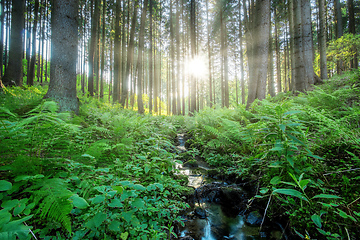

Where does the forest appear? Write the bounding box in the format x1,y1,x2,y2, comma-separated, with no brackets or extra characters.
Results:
0,0,359,239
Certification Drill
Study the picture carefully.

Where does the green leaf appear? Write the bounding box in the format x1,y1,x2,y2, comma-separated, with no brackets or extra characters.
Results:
284,110,302,116
270,176,281,185
13,203,26,215
311,214,322,228
0,209,12,226
273,189,309,202
113,186,124,194
1,199,19,210
85,212,107,229
312,194,341,199
121,210,135,223
337,210,349,219
279,124,286,132
91,195,105,204
299,179,310,191
133,184,146,191
70,195,89,209
108,198,123,208
0,180,12,191
286,156,295,168
132,198,145,209
108,220,121,232
120,232,129,240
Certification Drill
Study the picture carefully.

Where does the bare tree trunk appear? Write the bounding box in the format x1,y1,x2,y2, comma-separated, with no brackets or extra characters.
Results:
318,0,327,79
189,0,196,113
27,0,39,86
44,0,79,114
149,0,154,114
136,0,148,114
113,0,121,103
274,8,282,92
3,0,25,86
100,0,106,99
246,0,270,107
348,0,357,69
334,0,343,74
268,10,275,97
121,0,138,107
88,0,99,96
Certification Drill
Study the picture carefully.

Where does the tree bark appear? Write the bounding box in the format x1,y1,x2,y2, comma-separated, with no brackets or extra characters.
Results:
113,0,121,103
246,0,270,107
44,0,79,114
27,0,39,86
121,0,138,107
3,0,25,86
348,0,357,69
334,0,343,74
318,0,328,79
88,0,100,96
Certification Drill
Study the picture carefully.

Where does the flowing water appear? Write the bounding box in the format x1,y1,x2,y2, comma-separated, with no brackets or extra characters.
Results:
175,134,284,240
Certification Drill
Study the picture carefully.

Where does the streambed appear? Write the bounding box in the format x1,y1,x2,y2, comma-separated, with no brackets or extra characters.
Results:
174,134,284,240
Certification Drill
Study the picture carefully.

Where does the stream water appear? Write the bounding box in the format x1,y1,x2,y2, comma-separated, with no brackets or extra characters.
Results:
175,134,284,240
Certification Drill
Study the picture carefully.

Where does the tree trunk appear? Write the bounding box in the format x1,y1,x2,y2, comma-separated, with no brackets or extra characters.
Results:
88,0,100,96
44,0,79,114
189,0,196,113
113,0,121,103
149,0,153,114
136,0,148,114
274,8,282,92
334,0,343,74
268,10,275,97
246,0,270,107
0,0,4,77
348,0,357,69
318,0,327,79
100,0,106,99
121,0,138,107
27,0,39,86
3,0,25,86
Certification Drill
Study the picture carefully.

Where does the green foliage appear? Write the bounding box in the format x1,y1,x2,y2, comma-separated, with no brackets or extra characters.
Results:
328,33,360,66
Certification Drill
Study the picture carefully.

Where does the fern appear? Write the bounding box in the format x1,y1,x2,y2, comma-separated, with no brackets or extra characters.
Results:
26,178,73,233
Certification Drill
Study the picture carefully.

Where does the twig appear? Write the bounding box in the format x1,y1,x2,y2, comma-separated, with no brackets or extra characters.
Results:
18,215,38,240
323,168,360,176
348,196,360,207
260,193,272,231
345,227,350,240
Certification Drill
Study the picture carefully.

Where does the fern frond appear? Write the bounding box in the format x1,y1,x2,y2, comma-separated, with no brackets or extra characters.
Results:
27,178,73,233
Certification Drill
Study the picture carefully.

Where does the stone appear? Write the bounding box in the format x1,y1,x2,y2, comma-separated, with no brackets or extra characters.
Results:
194,207,207,219
246,211,263,226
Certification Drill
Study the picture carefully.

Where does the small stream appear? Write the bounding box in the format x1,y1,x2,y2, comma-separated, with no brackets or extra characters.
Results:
174,134,284,240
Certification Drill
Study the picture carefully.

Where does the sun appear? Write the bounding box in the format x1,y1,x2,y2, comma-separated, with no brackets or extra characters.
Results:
186,55,208,79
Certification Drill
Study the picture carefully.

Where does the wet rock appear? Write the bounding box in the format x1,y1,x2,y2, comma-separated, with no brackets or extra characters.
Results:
246,211,263,226
183,160,199,168
179,236,194,240
194,207,207,219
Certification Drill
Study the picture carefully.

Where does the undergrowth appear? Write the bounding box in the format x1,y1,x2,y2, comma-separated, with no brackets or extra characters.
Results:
1,70,360,239
185,70,360,239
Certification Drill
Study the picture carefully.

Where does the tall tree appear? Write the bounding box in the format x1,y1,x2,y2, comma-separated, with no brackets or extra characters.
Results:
27,0,40,86
318,0,327,79
348,0,358,69
44,0,79,113
0,0,4,77
136,0,148,114
121,0,138,107
99,0,106,99
189,0,196,113
334,0,343,74
3,0,25,86
149,0,154,114
88,0,100,96
113,0,121,103
246,0,270,107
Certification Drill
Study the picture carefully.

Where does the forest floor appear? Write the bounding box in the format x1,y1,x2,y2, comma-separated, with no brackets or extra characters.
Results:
1,70,360,240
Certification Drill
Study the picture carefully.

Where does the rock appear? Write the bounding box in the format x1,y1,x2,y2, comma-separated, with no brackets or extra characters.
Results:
194,207,207,219
246,211,263,226
179,236,194,240
183,159,198,168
